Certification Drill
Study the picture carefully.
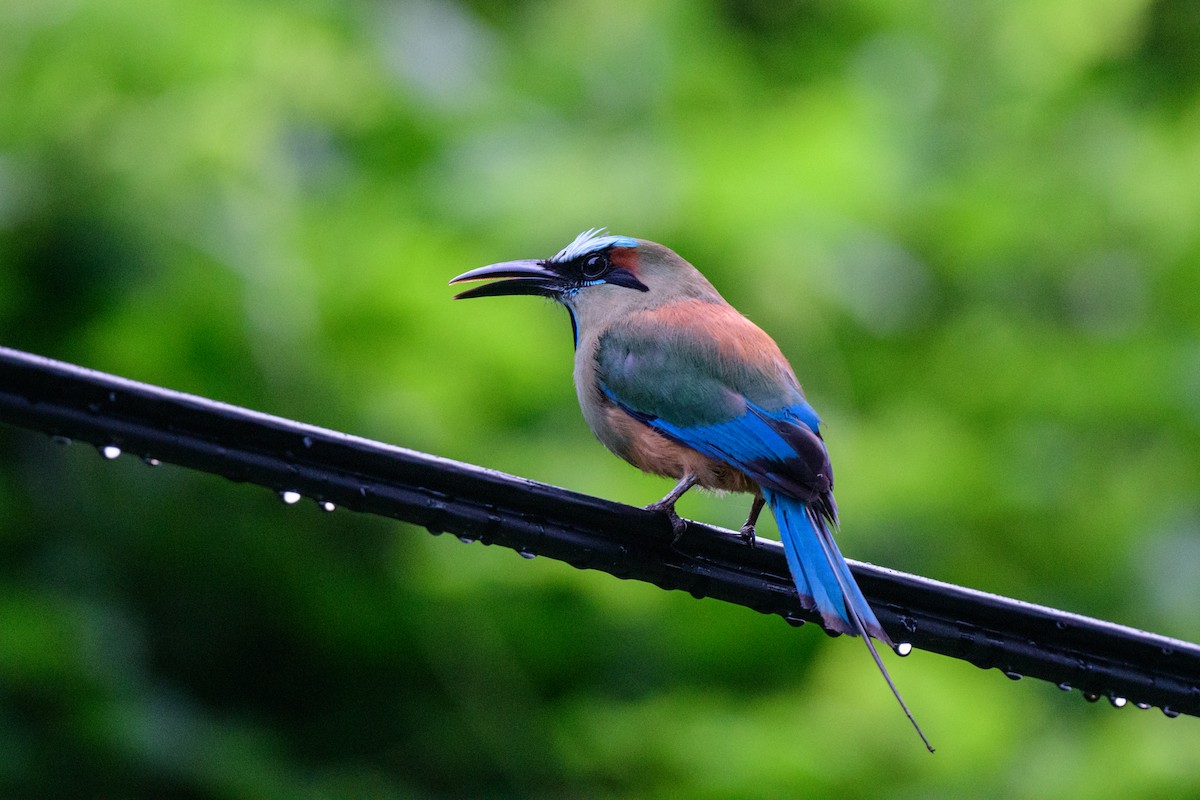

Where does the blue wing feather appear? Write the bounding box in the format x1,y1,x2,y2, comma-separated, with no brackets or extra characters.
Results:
605,386,832,504
602,382,887,642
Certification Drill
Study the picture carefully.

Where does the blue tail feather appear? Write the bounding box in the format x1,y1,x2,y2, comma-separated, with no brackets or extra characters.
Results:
764,489,932,751
764,489,891,645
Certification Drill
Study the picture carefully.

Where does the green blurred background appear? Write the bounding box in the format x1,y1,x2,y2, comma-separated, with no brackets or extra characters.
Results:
2,0,1200,796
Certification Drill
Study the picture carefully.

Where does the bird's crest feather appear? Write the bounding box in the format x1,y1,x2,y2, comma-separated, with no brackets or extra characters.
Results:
552,228,637,263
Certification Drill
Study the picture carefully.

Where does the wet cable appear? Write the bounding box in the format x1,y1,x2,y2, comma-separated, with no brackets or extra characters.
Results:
1,345,1197,717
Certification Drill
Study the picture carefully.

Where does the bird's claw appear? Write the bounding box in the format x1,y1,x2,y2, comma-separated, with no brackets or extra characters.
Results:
738,524,757,548
645,500,689,543
667,510,688,543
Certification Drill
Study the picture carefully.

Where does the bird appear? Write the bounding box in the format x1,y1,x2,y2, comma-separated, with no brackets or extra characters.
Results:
450,228,932,752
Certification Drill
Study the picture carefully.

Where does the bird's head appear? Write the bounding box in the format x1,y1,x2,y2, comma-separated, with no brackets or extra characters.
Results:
450,229,721,319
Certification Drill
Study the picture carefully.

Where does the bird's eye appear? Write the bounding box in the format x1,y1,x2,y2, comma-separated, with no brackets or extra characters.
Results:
581,254,609,279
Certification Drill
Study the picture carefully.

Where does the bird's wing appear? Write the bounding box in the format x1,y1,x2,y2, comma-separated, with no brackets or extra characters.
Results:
596,303,834,510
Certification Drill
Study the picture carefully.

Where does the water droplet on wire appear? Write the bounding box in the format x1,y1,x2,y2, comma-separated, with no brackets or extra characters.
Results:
896,642,913,657
1163,707,1180,718
280,490,302,505
1109,696,1127,708
51,435,72,446
320,501,336,512
100,445,121,460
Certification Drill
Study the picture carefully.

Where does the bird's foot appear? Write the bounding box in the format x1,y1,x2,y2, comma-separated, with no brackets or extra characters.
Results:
739,494,765,548
645,499,689,543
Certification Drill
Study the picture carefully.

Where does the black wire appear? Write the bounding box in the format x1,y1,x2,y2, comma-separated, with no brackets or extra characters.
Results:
1,345,1197,717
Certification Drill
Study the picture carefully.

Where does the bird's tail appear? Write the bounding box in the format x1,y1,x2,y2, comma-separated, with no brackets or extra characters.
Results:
765,489,934,753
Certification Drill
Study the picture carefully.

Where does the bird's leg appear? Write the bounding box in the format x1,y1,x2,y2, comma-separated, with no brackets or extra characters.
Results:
645,473,698,541
739,493,765,547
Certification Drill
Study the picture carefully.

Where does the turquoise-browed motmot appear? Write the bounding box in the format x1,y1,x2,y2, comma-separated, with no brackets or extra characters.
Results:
451,229,932,751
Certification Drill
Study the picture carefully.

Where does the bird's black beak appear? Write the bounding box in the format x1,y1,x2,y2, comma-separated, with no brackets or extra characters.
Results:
449,259,567,300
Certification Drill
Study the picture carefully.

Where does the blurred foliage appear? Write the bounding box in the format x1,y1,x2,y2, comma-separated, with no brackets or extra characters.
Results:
2,0,1200,796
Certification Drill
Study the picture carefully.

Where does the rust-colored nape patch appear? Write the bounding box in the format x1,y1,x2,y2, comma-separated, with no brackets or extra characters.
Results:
608,246,640,274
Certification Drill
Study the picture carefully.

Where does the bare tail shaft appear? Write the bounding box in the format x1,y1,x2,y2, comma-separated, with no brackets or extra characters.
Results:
766,490,934,753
